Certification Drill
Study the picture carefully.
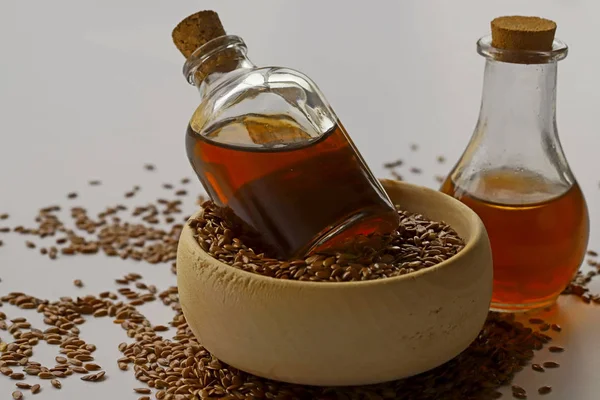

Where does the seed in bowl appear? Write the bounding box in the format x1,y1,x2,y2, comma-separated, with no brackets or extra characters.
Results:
189,201,465,282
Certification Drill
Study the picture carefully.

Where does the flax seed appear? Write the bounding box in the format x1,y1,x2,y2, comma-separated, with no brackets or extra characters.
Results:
543,361,560,369
538,386,552,395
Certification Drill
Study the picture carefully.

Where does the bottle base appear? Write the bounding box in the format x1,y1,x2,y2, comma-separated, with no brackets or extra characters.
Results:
306,206,399,257
490,294,560,313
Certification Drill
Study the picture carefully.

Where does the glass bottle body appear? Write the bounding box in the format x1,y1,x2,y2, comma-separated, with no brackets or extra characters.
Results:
184,36,399,259
440,37,589,311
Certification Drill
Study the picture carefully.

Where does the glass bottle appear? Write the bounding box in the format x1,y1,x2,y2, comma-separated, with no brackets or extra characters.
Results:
441,16,589,311
172,11,400,260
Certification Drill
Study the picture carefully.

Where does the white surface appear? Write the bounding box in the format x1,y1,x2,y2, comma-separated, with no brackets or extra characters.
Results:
0,0,599,399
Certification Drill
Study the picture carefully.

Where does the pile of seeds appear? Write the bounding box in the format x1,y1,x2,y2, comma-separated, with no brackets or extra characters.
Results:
0,284,568,399
190,202,465,282
0,160,598,399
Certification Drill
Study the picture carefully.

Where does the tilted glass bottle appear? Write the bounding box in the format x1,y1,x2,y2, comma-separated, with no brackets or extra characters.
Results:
441,16,589,311
172,11,400,260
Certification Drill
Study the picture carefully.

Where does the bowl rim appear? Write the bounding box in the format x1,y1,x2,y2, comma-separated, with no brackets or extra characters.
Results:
179,179,486,289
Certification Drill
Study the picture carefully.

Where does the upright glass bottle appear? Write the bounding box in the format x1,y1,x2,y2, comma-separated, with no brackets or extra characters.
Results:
441,16,589,311
172,11,400,260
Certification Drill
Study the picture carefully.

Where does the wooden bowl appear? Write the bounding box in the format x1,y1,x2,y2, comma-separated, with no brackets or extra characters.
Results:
176,179,493,386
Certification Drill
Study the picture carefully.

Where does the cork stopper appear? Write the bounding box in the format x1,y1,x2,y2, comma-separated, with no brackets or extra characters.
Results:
172,11,243,84
491,16,557,52
172,11,226,59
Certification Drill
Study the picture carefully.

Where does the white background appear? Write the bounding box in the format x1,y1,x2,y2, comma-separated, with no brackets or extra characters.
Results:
1,0,600,399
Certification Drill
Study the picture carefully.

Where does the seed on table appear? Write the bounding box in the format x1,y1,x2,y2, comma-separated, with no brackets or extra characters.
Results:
1,367,13,375
85,363,101,371
73,279,83,288
89,180,101,186
31,384,40,393
588,250,598,257
51,379,62,389
25,241,36,249
531,364,544,372
10,372,25,379
410,167,422,174
0,213,8,219
144,164,155,171
512,393,527,399
12,391,23,400
55,356,67,364
15,382,31,389
134,388,151,394
93,309,108,318
543,361,560,368
511,385,526,394
67,192,78,199
39,372,54,379
551,324,562,332
538,386,552,395
153,325,169,332
549,346,565,353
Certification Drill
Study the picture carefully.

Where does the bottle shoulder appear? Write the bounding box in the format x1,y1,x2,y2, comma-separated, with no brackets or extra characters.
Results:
190,66,337,145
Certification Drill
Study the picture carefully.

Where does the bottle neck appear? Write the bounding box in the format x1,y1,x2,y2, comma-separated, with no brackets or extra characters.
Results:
183,35,255,92
477,59,557,138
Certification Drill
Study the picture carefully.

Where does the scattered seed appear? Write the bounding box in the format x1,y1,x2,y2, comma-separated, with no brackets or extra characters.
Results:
38,372,54,379
51,379,62,389
31,384,40,393
144,164,155,171
437,155,446,163
67,192,78,199
538,386,552,395
588,250,598,257
542,361,560,369
73,279,83,288
528,318,544,325
12,391,22,400
89,180,101,186
10,372,25,380
15,383,31,389
549,346,565,353
551,324,562,332
532,364,544,372
409,167,422,174
84,363,101,371
511,385,526,394
134,388,151,394
383,160,403,168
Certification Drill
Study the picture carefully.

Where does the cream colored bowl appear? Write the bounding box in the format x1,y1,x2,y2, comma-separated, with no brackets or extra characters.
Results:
176,179,493,386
